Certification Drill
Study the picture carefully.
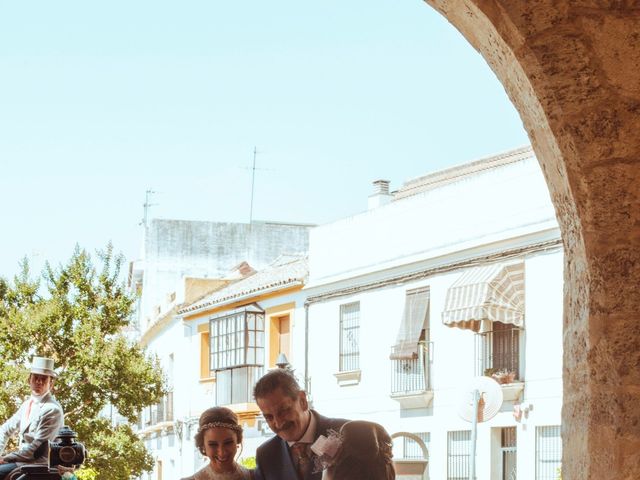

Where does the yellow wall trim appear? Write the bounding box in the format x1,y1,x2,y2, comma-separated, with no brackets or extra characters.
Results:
197,322,209,333
265,302,296,315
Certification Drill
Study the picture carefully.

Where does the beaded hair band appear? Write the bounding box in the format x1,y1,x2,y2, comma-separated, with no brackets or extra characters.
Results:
198,421,243,435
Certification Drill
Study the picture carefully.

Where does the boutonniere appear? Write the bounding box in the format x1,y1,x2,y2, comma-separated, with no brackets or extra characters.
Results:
310,430,343,473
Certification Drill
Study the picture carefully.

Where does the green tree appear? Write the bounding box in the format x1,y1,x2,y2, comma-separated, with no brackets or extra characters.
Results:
0,245,165,479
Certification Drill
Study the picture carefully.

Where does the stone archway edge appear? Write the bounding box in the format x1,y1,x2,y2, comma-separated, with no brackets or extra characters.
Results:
421,2,640,478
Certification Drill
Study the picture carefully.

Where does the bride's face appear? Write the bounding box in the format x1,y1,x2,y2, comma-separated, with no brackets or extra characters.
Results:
203,427,239,473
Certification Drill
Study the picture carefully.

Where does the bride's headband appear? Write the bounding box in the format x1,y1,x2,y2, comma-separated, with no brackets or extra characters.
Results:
198,421,243,435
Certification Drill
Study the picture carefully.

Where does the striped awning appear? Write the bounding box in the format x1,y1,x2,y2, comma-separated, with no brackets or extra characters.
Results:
442,262,524,332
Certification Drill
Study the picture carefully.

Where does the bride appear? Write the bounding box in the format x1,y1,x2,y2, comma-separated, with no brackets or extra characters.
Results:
182,407,254,480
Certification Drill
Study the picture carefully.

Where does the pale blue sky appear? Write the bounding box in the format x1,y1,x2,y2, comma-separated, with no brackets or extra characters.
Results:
0,0,530,279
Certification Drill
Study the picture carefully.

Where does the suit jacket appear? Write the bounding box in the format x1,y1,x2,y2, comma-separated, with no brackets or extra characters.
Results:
0,392,64,466
255,410,347,480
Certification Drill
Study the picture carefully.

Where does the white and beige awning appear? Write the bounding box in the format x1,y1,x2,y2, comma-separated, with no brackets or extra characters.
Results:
442,262,524,333
390,287,430,360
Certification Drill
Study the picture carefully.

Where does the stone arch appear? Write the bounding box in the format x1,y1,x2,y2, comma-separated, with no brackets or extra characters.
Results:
419,1,639,478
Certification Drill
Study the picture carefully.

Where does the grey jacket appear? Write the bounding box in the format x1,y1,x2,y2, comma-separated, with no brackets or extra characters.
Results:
0,392,64,465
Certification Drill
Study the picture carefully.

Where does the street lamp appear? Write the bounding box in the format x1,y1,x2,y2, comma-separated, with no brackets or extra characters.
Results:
275,352,290,369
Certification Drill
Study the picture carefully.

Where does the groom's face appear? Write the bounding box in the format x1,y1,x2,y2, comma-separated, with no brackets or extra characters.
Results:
257,388,310,442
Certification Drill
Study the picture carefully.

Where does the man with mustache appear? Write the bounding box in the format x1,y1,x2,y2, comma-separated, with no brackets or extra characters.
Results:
0,356,64,480
253,369,347,480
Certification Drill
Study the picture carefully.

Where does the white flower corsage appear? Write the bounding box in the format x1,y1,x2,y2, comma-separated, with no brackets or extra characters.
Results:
311,429,343,473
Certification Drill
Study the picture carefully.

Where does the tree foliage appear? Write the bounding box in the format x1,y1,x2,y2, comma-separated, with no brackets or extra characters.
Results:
0,245,165,479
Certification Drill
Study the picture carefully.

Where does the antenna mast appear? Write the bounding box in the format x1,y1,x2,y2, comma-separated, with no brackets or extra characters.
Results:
249,146,257,225
141,189,158,228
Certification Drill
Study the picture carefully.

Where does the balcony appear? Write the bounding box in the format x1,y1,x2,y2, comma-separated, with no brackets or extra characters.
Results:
390,343,433,408
475,324,524,401
139,391,175,434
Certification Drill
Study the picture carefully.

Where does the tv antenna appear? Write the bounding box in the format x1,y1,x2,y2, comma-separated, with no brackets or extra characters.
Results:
457,376,503,480
249,146,258,225
140,189,158,228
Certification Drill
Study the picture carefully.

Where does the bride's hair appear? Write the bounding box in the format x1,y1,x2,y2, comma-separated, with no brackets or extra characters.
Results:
331,420,395,480
194,406,244,455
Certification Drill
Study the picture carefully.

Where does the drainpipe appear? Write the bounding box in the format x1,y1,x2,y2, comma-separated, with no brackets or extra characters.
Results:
304,302,310,394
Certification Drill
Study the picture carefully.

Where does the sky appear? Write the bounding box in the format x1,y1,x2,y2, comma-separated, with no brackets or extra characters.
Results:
0,0,530,280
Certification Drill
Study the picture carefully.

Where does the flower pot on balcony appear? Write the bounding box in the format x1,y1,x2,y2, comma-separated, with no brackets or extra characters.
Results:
485,368,517,385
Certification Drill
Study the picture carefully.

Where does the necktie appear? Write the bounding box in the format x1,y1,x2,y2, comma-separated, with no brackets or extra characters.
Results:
291,442,310,480
25,399,34,423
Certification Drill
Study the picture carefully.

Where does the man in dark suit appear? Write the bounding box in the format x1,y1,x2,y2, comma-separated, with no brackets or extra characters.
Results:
253,369,347,480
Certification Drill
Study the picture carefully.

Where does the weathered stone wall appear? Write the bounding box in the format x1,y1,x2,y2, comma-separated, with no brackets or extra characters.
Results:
141,219,312,321
422,1,640,478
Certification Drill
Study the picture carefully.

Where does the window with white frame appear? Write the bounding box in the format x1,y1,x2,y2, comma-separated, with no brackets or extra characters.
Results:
209,305,265,370
448,430,473,480
209,305,265,405
339,302,360,372
536,426,562,480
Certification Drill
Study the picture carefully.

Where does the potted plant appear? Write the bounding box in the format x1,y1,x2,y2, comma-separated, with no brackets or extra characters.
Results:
491,369,517,385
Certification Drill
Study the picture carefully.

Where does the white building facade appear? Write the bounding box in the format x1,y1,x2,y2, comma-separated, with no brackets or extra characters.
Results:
137,256,310,479
303,147,563,480
136,146,564,480
130,219,312,480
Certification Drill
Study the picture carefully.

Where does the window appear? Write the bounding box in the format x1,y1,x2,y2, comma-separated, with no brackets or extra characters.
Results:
209,305,265,405
536,426,562,480
209,304,265,370
390,288,431,394
200,331,211,378
339,302,360,372
448,430,473,480
277,315,291,360
269,313,291,367
501,427,517,480
215,364,263,405
403,432,430,460
391,340,429,394
476,321,522,380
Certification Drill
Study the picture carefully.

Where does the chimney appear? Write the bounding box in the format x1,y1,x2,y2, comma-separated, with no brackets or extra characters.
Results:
368,179,393,210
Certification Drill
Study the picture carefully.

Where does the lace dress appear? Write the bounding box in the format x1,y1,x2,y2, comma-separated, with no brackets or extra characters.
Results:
181,463,253,480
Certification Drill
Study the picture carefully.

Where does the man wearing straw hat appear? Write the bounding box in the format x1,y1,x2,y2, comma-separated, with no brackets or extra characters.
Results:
0,356,64,479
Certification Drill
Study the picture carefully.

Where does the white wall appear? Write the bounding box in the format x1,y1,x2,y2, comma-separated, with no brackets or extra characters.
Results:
306,250,564,480
304,155,563,479
309,157,556,286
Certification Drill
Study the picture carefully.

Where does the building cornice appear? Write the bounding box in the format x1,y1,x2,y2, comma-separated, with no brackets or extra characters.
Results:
181,283,304,320
305,236,562,305
395,145,533,200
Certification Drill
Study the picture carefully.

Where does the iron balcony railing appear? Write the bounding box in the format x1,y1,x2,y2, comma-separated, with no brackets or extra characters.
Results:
474,324,522,381
390,342,431,395
142,391,174,427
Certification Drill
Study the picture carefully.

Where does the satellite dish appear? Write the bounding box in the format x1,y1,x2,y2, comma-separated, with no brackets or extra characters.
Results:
457,376,504,480
458,376,503,423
